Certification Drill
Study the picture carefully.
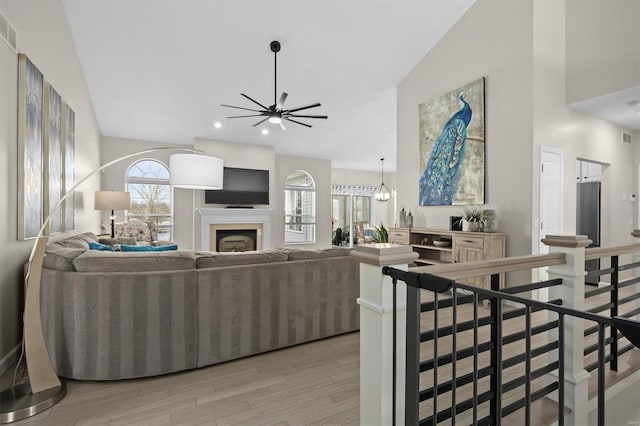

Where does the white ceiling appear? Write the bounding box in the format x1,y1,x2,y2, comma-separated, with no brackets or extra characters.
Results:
62,0,477,172
569,86,640,132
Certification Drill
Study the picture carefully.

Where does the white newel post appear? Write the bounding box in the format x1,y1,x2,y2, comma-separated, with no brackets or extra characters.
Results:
542,234,591,426
351,243,418,426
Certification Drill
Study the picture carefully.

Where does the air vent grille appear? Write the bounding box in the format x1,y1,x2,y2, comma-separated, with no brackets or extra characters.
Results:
622,132,632,145
0,9,16,52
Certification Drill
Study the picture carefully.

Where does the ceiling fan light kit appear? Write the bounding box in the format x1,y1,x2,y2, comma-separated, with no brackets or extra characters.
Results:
222,40,327,130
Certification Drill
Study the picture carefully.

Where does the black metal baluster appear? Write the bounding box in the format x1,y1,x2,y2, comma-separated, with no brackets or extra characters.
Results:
451,290,458,425
392,278,397,426
558,313,565,426
525,306,532,426
405,280,420,425
490,274,502,425
611,255,619,371
433,292,439,424
473,292,479,425
598,324,606,425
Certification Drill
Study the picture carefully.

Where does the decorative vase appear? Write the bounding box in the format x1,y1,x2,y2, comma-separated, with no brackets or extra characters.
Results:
462,219,479,232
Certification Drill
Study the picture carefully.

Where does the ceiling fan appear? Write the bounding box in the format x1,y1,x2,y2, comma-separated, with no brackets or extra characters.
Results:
221,40,328,130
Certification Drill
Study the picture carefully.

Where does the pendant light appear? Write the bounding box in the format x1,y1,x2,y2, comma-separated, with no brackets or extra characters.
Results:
375,158,391,202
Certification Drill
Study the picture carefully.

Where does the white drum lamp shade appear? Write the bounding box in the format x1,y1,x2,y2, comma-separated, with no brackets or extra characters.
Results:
94,191,130,210
170,153,224,190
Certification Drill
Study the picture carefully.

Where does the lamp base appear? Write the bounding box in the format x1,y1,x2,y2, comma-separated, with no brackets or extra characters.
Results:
0,379,66,424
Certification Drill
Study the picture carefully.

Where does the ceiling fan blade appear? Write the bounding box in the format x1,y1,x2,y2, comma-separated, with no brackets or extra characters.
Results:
280,121,286,131
241,93,269,110
284,102,321,113
221,104,264,113
284,117,312,128
276,92,288,111
227,114,266,118
286,114,328,119
252,117,270,127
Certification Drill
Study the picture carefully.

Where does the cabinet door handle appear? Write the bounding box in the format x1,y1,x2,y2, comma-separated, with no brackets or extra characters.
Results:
463,240,474,243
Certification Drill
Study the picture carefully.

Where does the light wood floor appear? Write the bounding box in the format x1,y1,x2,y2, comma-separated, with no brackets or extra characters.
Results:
4,333,360,426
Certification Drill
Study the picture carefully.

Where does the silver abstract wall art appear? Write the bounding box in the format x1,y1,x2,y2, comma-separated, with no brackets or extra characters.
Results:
62,103,75,231
44,82,63,234
17,54,44,240
418,77,485,206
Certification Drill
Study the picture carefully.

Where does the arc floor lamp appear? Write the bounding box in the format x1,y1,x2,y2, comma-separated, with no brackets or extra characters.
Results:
0,147,223,423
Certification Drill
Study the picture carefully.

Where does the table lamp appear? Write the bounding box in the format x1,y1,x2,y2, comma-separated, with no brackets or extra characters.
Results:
94,191,131,237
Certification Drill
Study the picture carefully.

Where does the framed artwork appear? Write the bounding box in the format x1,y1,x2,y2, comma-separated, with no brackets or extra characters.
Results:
62,103,75,231
43,82,63,234
418,77,485,206
17,54,44,240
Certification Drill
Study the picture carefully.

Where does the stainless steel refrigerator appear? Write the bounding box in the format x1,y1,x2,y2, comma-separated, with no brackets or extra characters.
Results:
576,181,601,284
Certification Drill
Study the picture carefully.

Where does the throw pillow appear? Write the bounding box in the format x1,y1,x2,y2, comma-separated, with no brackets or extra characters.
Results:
88,241,116,251
120,244,178,252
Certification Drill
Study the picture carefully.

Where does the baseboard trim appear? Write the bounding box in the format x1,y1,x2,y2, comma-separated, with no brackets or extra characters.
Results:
0,343,21,376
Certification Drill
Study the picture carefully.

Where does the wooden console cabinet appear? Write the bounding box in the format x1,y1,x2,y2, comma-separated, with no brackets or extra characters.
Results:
387,227,506,289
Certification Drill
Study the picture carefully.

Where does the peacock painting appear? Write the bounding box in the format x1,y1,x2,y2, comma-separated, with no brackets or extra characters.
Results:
418,78,485,206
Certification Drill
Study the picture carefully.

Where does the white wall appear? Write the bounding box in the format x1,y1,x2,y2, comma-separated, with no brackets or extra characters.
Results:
532,0,637,251
565,0,640,104
100,136,337,250
396,0,535,282
331,168,396,228
275,155,332,249
0,0,101,372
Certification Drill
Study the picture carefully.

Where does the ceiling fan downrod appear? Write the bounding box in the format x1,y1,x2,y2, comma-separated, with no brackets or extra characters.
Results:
271,40,280,108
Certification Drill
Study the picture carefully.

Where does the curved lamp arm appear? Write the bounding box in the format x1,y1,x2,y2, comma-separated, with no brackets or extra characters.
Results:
23,146,209,394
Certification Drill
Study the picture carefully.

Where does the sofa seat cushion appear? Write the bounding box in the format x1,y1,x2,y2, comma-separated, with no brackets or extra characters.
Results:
73,250,196,272
285,247,352,261
196,249,288,269
48,232,98,250
43,248,86,271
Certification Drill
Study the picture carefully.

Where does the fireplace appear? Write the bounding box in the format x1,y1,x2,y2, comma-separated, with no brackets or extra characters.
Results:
198,208,272,251
216,229,257,252
208,222,263,252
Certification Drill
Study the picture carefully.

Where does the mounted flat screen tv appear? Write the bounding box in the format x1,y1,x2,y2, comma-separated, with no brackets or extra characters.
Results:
204,167,269,205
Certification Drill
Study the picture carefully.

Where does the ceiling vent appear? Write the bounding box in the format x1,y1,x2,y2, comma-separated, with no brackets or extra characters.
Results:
0,10,17,52
621,132,632,145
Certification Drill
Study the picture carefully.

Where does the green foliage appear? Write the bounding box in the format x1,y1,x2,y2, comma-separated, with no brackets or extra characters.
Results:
373,222,388,243
462,205,485,223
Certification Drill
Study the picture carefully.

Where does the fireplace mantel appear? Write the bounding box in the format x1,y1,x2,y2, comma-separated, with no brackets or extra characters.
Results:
197,208,273,251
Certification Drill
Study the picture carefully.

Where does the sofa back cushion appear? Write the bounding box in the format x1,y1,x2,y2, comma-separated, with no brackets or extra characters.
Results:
285,247,352,261
196,249,288,269
73,250,196,272
48,232,98,250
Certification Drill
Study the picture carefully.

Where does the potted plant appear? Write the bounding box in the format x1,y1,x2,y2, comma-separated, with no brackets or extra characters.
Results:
373,222,389,243
461,206,484,232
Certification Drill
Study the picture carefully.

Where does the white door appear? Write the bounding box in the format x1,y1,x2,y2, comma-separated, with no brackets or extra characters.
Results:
538,147,563,299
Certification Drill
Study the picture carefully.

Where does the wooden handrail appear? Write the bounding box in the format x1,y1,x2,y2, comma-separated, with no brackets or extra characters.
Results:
411,252,566,280
585,243,640,261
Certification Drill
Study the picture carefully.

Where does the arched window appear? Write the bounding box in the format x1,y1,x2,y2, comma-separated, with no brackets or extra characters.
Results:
125,159,173,241
284,170,316,244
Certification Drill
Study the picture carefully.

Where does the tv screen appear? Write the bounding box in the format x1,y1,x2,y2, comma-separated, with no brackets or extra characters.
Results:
205,167,269,205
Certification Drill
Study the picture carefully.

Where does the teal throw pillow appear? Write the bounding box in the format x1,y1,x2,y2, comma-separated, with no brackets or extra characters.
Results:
88,241,115,251
120,244,178,252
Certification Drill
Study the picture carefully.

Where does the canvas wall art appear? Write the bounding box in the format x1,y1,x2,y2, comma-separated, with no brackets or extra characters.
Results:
17,54,44,240
43,82,63,234
418,77,485,206
62,103,75,231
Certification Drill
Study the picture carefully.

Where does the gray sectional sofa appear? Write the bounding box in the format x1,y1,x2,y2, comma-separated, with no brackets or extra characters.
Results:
40,232,360,380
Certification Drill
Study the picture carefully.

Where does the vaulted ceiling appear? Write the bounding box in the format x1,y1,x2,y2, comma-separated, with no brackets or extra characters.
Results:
62,0,477,171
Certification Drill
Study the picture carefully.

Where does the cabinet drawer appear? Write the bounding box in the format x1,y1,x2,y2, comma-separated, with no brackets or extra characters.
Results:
455,235,484,248
388,228,410,245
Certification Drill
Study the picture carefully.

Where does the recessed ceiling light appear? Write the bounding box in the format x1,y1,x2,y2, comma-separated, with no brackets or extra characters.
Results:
261,128,269,135
213,121,222,129
629,101,640,116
